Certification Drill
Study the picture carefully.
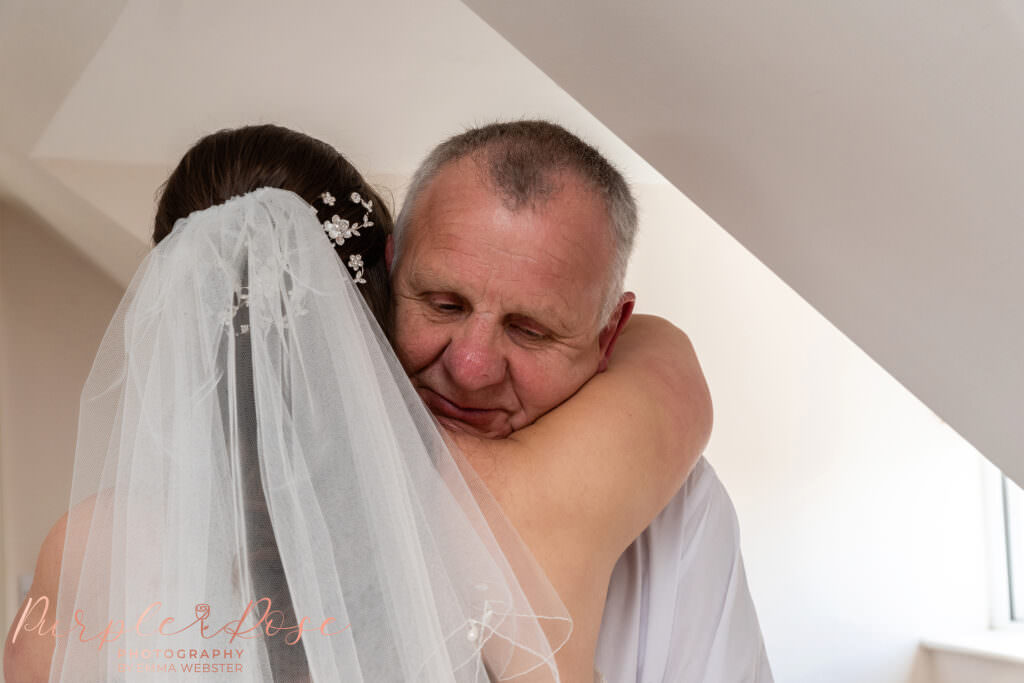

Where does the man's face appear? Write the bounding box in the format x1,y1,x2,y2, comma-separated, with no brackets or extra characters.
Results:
391,158,617,438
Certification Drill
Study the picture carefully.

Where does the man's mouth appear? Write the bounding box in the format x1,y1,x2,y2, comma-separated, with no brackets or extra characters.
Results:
416,387,507,432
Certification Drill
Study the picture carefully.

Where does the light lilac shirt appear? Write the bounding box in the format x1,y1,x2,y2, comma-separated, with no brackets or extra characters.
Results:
595,457,773,682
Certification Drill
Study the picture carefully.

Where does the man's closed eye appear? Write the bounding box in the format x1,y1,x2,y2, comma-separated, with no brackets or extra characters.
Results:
426,295,465,314
510,325,548,342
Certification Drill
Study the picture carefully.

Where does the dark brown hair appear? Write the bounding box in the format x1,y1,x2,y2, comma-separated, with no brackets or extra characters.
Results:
155,124,392,331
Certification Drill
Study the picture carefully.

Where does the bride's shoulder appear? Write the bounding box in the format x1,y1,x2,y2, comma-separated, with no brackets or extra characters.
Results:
40,493,106,575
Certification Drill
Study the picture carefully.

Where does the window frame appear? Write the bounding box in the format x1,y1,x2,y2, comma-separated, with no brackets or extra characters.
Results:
986,462,1024,630
1002,473,1024,626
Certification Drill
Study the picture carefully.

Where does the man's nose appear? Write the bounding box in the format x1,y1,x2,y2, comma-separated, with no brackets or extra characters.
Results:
443,319,507,392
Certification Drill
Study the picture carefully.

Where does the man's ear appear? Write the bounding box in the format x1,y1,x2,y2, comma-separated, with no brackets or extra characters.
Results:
385,234,395,273
597,292,636,373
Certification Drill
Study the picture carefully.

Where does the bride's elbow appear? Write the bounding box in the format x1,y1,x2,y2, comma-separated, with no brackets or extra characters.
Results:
654,323,713,453
651,325,714,487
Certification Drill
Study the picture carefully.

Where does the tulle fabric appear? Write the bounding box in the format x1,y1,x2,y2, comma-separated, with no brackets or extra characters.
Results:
48,188,571,682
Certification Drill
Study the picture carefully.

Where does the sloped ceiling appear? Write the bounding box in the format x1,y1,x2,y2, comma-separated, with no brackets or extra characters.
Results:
462,0,1024,486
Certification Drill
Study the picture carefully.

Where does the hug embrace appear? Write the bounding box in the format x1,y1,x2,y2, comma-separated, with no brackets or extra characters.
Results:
4,121,771,682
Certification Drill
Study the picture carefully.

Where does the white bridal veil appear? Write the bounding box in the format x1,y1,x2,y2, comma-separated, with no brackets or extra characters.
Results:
47,188,571,681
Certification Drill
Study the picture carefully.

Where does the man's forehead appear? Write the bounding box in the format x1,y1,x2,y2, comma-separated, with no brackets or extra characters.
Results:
411,160,611,251
399,156,612,318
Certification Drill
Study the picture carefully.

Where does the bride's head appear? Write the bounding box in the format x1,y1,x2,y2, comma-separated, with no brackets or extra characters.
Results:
153,124,393,330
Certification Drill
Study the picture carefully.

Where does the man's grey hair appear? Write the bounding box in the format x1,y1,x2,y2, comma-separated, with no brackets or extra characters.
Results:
395,120,638,324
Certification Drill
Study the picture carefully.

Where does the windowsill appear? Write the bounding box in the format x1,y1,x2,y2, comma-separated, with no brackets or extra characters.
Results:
920,630,1024,666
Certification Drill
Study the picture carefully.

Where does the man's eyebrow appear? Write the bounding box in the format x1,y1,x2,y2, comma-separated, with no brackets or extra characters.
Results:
404,265,451,290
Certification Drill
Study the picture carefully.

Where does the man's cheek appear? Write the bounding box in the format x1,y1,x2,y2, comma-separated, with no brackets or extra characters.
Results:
396,320,447,372
519,371,580,424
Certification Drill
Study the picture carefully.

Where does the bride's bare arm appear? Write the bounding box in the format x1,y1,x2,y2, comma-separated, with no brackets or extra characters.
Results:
4,513,67,683
452,314,712,569
4,492,102,682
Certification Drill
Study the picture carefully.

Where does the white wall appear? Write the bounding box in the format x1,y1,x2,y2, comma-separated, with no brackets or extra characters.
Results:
625,183,993,683
0,203,7,683
0,201,123,643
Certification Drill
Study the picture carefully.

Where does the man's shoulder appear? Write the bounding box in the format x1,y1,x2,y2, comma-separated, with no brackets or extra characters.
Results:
625,456,743,563
598,457,772,683
602,456,743,597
